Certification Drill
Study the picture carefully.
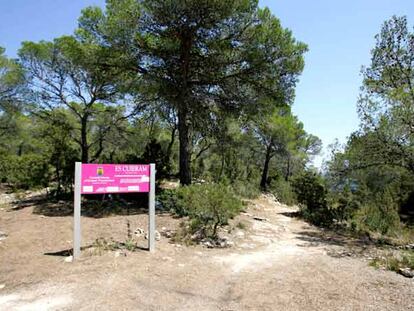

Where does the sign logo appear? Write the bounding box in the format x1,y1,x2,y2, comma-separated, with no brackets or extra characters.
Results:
97,167,104,176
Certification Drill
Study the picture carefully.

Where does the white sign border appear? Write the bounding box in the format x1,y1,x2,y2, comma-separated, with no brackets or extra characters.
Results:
73,162,156,260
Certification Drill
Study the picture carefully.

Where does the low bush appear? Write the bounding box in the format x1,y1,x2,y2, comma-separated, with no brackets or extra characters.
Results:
175,183,243,240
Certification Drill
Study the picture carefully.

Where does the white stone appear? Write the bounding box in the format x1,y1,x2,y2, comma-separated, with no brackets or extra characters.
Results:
64,256,73,263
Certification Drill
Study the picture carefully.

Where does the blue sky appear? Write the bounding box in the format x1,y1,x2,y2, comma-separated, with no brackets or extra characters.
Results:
1,0,413,166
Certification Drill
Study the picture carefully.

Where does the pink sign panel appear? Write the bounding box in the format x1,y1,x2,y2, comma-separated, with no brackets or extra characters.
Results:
81,164,150,194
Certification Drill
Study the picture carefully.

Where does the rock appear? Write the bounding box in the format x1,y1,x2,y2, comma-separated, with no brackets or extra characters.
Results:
201,239,215,248
398,268,414,278
134,228,145,236
144,230,161,241
263,193,278,202
161,228,175,238
162,256,174,262
201,237,233,248
234,230,245,238
404,244,414,250
178,263,185,267
0,231,7,241
191,231,203,241
64,256,73,263
0,284,5,290
115,251,127,258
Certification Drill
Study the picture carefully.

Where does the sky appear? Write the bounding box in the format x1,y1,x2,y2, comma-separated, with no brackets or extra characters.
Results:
1,0,414,167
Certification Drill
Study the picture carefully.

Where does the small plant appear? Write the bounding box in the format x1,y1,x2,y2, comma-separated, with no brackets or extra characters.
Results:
123,238,137,251
236,221,247,230
370,250,414,272
91,237,138,254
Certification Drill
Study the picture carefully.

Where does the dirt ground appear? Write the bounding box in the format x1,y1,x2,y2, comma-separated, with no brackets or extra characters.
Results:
0,192,413,311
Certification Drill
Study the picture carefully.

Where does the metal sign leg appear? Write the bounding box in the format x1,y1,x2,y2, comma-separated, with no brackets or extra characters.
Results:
148,163,156,252
73,162,82,259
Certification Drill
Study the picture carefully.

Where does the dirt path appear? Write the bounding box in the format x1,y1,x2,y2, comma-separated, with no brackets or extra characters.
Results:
0,195,413,310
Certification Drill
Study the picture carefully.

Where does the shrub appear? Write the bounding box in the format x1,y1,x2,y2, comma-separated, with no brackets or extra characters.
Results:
352,189,401,236
0,153,49,189
269,178,297,205
230,180,261,199
328,186,361,223
157,189,182,214
176,183,243,239
292,171,334,227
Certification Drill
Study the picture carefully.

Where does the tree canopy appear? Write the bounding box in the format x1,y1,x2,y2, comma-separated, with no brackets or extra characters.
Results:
75,0,307,184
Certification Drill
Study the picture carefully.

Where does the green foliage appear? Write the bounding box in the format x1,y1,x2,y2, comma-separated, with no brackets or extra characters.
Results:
175,183,243,239
269,177,297,206
236,221,247,230
77,0,308,185
139,139,172,179
157,189,181,214
352,189,401,236
370,250,414,272
325,16,414,240
230,180,261,199
355,16,414,175
292,171,334,227
328,187,360,223
0,153,49,189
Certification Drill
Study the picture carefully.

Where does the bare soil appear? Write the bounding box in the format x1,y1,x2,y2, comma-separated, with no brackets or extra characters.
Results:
0,193,413,310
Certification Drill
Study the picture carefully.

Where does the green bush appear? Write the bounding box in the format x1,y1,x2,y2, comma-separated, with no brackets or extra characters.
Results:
328,186,361,223
352,189,401,236
0,153,49,189
157,189,183,215
292,171,334,227
230,180,261,199
176,183,243,239
269,178,297,205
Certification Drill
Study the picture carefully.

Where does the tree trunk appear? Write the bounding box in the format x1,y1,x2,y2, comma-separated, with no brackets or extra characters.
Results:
260,143,273,190
80,116,89,163
166,124,177,166
55,158,62,197
178,108,192,185
285,155,291,182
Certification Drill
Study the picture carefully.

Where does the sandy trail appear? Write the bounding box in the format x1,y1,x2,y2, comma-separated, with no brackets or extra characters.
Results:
0,195,413,310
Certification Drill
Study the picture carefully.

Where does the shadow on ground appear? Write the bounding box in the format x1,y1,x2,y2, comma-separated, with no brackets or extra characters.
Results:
7,193,169,218
278,209,375,258
44,243,149,257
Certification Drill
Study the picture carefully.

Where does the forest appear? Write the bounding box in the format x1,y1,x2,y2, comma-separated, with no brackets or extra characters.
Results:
0,1,413,248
